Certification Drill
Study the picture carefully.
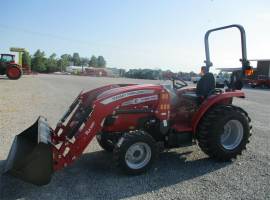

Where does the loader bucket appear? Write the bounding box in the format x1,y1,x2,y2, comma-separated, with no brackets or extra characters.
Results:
4,116,53,186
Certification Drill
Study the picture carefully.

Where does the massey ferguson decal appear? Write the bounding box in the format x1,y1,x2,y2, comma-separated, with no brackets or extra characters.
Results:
122,95,158,106
101,90,155,105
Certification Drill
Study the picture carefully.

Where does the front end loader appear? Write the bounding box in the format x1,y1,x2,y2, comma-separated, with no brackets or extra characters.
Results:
4,24,252,185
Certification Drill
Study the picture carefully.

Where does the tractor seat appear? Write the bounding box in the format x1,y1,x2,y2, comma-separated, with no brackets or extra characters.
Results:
183,73,216,102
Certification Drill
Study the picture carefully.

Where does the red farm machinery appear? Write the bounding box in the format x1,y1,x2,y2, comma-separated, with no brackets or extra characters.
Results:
245,59,270,88
0,54,22,79
4,24,253,185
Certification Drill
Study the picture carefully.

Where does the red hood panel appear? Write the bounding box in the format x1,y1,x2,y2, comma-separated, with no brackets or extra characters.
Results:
97,84,161,100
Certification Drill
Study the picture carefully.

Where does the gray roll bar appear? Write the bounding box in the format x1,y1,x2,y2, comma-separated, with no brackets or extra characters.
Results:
204,24,249,72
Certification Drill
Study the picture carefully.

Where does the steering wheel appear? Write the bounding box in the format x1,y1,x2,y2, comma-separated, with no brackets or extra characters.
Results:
172,78,188,89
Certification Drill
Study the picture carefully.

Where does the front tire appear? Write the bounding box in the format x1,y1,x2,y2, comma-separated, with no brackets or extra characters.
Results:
197,105,251,161
114,130,158,175
96,132,114,152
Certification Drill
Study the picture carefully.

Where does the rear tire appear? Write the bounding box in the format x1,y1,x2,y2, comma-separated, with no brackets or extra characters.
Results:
6,65,22,80
197,105,252,161
114,130,158,175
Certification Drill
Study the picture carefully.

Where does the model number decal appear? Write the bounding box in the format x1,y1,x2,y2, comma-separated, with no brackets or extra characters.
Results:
101,90,155,105
122,95,158,106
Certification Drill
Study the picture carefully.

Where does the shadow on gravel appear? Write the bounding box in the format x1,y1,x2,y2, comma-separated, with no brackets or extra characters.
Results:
0,76,9,80
0,76,28,80
0,150,229,200
243,86,270,91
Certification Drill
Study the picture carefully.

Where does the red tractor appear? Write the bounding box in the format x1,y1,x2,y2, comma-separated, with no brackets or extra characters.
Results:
249,75,270,88
0,54,22,80
4,24,253,186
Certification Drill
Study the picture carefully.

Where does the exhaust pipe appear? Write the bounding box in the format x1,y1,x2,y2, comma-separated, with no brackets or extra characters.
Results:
4,116,53,186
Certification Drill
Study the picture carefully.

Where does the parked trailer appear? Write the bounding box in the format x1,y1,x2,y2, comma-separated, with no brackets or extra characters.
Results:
247,59,270,88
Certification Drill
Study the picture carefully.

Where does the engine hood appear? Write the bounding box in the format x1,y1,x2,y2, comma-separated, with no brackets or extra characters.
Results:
96,84,161,101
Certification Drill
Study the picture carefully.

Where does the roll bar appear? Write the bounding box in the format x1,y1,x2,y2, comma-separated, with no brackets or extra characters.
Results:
204,24,250,73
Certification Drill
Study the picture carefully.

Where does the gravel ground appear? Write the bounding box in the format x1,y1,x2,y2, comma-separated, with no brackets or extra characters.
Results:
0,74,269,200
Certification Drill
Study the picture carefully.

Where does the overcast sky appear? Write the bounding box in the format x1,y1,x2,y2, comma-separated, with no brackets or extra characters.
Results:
0,0,269,72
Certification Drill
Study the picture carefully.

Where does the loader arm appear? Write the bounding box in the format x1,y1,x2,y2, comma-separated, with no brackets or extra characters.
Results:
52,85,164,171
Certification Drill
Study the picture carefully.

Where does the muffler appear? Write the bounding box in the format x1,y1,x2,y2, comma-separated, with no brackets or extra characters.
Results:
4,116,53,186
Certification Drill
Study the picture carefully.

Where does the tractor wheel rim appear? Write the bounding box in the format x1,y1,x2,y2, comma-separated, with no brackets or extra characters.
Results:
125,142,151,170
8,67,20,78
220,120,244,150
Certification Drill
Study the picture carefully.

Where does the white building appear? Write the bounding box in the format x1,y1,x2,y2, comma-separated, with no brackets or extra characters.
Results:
66,66,89,73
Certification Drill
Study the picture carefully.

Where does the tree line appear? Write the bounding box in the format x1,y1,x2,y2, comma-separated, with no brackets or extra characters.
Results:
22,50,106,73
125,68,199,81
21,50,201,80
